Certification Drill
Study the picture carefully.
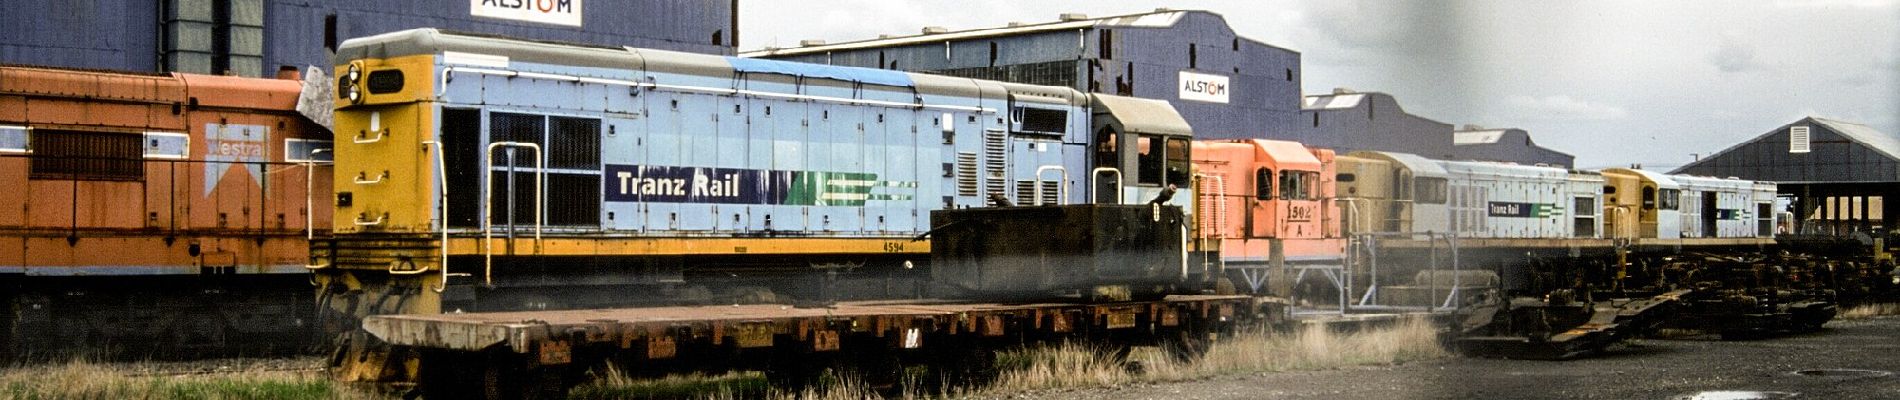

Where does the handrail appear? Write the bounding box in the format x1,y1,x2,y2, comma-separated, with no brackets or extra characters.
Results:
1032,165,1067,206
353,129,386,144
1091,167,1122,204
423,141,469,291
354,171,387,185
354,213,386,226
305,149,330,240
483,141,545,288
303,148,332,270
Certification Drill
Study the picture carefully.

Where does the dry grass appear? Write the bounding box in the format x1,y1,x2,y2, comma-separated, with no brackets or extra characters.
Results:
1840,303,1900,320
0,359,374,400
992,315,1448,391
573,316,1448,399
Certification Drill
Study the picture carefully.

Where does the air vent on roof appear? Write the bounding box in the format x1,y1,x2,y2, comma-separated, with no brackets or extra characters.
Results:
878,34,898,39
1790,125,1811,154
1462,124,1485,131
1007,21,1027,27
1333,87,1356,94
799,39,827,46
1154,7,1173,12
1059,13,1089,21
922,26,950,34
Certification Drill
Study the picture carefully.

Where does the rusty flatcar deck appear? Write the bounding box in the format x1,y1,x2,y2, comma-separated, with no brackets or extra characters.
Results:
366,295,1267,365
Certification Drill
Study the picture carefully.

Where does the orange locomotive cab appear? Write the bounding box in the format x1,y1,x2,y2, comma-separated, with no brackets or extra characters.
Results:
1191,139,1346,295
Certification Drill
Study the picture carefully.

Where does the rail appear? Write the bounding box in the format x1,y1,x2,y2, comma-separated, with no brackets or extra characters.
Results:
423,141,469,291
1033,165,1067,206
303,148,332,270
483,141,545,288
1091,167,1123,204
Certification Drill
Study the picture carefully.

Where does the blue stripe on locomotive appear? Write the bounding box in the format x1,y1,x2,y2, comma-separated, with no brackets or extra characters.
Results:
430,54,1088,236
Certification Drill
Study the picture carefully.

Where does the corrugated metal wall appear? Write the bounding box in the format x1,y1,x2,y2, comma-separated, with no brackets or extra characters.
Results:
1451,130,1575,168
2,0,734,77
1677,124,1900,182
761,11,1304,142
1304,93,1458,160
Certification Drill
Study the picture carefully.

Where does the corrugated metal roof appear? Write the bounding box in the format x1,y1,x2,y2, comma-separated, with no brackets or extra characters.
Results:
740,10,1191,58
1454,129,1508,145
1812,117,1900,161
1302,94,1364,110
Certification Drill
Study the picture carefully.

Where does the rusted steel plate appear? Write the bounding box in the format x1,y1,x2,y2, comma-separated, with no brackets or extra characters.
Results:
363,295,1254,353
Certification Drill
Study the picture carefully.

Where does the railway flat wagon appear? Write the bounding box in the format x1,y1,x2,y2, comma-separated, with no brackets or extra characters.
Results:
0,65,332,359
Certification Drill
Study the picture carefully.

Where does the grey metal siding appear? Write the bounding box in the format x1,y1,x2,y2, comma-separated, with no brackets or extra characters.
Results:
1305,94,1457,160
3,0,733,76
755,11,1304,143
0,0,161,72
1677,124,1900,182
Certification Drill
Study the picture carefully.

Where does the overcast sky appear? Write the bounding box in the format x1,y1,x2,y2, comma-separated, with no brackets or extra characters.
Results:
739,1,1898,170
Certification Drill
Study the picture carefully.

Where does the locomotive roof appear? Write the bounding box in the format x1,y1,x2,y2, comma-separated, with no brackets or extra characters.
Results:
337,29,1088,106
1343,150,1448,178
1090,94,1192,137
1603,168,1681,189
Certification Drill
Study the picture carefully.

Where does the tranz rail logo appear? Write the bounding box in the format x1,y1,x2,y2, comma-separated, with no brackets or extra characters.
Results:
604,164,915,206
472,0,582,27
1487,201,1563,218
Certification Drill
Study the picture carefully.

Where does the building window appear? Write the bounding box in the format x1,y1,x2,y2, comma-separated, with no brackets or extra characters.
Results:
1098,29,1113,60
30,130,145,181
1285,68,1293,81
323,14,337,52
1188,44,1197,69
163,0,264,76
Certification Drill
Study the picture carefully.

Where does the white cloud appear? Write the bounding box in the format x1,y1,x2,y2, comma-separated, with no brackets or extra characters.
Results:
1503,95,1630,121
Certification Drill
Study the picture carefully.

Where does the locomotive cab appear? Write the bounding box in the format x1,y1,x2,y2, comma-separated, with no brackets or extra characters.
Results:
1190,139,1347,294
1089,95,1194,209
1336,151,1450,236
1601,168,1682,239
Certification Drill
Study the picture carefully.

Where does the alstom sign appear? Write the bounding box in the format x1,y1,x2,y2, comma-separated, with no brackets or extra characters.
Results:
1178,71,1230,104
473,0,582,27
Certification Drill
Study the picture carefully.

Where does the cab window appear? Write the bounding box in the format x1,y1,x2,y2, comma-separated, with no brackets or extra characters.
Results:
1254,168,1273,200
1136,135,1162,185
1642,187,1657,210
1416,177,1448,204
1659,188,1681,210
1280,171,1309,200
1165,138,1190,187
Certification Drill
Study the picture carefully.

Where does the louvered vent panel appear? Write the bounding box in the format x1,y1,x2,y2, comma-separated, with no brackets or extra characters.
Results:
956,152,979,196
1790,125,1811,154
984,130,1007,196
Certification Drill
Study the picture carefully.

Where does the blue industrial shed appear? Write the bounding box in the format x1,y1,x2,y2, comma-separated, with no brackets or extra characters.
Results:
744,10,1305,141
1301,90,1458,160
1451,127,1575,168
0,0,736,77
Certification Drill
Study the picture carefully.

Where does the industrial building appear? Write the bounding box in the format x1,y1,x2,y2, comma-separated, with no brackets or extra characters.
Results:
1300,90,1457,160
744,9,1305,141
0,0,736,77
1674,116,1900,234
1451,127,1575,168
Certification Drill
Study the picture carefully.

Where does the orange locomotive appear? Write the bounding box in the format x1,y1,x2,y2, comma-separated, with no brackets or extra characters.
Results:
1190,139,1346,297
0,65,331,359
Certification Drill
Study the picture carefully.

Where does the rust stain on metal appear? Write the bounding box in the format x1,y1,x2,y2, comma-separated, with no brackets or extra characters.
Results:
812,329,840,352
537,341,571,365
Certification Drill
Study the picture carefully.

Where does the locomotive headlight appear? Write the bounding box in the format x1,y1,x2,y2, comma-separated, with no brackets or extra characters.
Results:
340,62,365,105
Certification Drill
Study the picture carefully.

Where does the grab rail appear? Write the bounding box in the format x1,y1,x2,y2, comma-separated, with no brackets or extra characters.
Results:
483,142,545,288
1033,165,1067,206
423,141,469,291
1091,167,1122,204
353,171,387,185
